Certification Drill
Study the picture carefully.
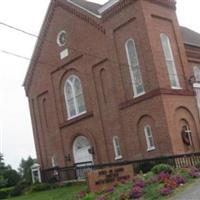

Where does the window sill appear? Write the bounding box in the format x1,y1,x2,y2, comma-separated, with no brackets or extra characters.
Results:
147,147,156,152
67,111,87,120
134,91,145,98
115,155,122,160
60,112,93,128
171,86,182,90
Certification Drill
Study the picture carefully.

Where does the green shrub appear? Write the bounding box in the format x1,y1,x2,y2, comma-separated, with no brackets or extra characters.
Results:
10,181,30,197
82,193,96,200
151,164,174,174
195,161,200,169
0,187,13,199
27,183,52,193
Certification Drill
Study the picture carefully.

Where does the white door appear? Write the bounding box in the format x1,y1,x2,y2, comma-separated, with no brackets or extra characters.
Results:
73,136,93,179
73,136,93,164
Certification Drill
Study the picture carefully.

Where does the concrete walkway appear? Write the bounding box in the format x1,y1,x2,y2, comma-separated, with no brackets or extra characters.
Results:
171,179,200,200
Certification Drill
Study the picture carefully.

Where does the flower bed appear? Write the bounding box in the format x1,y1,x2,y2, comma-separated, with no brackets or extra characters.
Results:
77,164,200,200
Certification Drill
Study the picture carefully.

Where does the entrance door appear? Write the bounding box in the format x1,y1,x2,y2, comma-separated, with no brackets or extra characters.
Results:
73,136,93,179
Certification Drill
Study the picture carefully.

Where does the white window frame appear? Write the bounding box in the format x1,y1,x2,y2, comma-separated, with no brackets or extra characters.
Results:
144,125,155,151
193,66,200,112
51,155,57,167
160,33,180,89
64,75,86,120
125,39,145,97
113,136,122,160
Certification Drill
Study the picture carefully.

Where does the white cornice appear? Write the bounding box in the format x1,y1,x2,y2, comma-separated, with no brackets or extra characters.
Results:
98,0,120,14
67,0,102,18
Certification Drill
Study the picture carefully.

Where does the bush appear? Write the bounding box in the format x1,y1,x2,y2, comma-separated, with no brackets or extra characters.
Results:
159,187,172,196
0,187,13,199
151,164,174,174
129,186,143,199
195,161,200,169
10,181,30,197
27,183,52,193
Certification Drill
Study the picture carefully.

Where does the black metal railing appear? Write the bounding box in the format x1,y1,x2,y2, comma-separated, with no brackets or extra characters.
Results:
41,152,200,183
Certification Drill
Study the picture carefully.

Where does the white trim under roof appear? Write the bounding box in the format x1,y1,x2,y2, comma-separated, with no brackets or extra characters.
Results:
184,42,200,48
67,0,102,18
98,0,120,14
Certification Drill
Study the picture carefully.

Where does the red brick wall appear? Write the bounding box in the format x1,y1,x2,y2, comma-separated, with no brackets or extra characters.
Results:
26,0,200,170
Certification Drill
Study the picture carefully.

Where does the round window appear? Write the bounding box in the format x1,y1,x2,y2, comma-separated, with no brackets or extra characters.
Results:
57,30,67,47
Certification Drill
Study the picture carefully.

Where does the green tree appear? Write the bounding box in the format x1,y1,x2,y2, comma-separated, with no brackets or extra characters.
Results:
18,156,36,184
0,154,20,188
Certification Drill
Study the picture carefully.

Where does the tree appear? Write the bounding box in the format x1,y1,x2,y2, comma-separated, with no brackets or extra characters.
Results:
18,156,36,184
0,154,20,188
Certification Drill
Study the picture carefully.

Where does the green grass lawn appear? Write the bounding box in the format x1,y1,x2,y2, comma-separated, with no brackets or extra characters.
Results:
4,179,197,200
6,184,86,200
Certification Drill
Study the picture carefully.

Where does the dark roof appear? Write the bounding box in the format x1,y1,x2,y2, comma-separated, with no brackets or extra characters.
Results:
181,27,200,47
71,2,200,48
70,0,102,14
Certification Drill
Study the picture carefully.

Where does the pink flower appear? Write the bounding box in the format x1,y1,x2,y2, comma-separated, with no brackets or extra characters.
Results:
134,179,145,188
159,187,172,196
129,186,143,199
78,191,86,198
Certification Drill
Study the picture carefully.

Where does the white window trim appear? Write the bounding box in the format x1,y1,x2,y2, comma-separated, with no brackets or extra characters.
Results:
144,125,156,152
113,136,122,160
64,75,86,120
160,33,181,89
125,38,145,97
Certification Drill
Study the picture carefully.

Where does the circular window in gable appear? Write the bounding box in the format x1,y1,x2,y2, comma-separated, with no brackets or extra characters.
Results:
57,30,67,47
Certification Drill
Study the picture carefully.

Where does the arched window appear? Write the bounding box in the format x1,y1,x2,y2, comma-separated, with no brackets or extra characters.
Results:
160,33,180,89
144,125,155,151
193,66,200,82
113,136,122,160
64,75,86,119
125,39,145,97
193,66,200,111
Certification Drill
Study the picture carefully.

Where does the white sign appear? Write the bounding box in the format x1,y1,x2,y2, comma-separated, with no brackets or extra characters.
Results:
60,49,69,59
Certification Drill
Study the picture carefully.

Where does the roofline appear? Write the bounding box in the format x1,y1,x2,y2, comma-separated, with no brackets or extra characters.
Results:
98,0,120,14
184,42,200,49
23,0,55,91
67,0,102,18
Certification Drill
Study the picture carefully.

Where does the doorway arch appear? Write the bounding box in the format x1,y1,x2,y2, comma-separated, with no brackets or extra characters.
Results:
73,136,93,164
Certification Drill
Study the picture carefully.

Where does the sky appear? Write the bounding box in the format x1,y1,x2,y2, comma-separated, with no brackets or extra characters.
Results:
0,0,199,170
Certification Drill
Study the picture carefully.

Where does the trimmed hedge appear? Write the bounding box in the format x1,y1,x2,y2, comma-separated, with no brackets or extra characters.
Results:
0,187,13,199
151,164,174,174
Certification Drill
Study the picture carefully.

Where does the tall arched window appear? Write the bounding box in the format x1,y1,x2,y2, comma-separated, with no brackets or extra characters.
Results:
64,75,86,119
113,136,122,160
125,39,145,97
144,125,155,151
193,66,200,82
160,33,180,89
193,66,200,111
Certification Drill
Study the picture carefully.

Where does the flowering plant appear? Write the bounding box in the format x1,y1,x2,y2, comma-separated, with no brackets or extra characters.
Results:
164,178,177,189
78,191,86,198
189,167,200,178
159,187,172,196
171,175,186,186
129,186,143,199
159,172,170,183
105,186,114,193
134,179,145,188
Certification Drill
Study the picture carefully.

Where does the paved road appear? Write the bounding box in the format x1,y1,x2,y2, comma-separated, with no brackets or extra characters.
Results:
172,179,200,200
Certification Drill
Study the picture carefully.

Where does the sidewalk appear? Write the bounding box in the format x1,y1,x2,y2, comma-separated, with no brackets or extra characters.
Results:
172,179,200,200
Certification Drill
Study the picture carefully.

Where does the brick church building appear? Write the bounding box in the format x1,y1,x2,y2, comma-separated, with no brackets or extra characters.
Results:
24,0,200,170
